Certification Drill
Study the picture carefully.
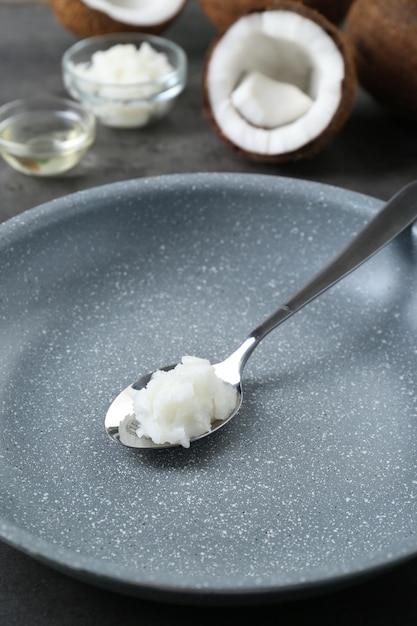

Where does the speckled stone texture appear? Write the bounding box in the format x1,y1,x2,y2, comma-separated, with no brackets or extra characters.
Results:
0,173,416,603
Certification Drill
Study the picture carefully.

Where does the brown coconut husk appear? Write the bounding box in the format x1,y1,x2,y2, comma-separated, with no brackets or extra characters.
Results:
199,0,354,31
345,0,417,121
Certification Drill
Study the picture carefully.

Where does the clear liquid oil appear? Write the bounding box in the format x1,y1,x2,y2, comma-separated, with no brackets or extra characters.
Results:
0,111,93,176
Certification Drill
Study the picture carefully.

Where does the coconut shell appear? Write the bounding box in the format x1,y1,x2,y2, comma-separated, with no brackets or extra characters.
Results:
199,0,354,31
345,0,417,121
302,0,354,24
203,2,357,162
48,0,185,38
199,0,275,32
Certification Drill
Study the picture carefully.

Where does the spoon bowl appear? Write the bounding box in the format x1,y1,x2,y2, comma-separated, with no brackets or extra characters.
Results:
105,181,417,449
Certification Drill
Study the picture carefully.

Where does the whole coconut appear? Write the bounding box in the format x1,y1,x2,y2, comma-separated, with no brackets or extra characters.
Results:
345,0,417,120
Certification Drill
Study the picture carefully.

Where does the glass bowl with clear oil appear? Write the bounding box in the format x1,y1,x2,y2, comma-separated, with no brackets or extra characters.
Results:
0,96,96,176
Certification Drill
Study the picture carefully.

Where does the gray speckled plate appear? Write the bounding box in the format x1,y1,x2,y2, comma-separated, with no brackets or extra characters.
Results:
0,173,417,605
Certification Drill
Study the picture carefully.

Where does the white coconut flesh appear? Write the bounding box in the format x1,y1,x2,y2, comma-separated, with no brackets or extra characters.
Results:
206,10,346,156
81,0,185,25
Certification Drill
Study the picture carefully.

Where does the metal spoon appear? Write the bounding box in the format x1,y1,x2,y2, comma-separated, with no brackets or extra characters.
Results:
105,181,417,449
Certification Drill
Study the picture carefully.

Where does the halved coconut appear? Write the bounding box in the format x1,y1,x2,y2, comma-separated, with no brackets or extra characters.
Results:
203,3,356,162
48,0,186,38
199,0,355,32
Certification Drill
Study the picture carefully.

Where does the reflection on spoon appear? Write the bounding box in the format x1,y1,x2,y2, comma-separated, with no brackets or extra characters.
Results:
105,181,417,449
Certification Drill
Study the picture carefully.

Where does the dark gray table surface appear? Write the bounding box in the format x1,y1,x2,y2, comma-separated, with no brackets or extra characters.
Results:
1,2,417,624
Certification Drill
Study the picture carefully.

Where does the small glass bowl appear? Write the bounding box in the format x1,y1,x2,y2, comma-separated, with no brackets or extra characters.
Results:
62,33,188,129
0,97,96,176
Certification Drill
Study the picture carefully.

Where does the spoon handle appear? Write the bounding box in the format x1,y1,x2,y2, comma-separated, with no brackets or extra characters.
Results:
240,181,417,369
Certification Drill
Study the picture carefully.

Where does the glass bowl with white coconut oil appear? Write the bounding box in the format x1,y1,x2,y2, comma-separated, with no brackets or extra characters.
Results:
62,33,187,129
0,96,96,176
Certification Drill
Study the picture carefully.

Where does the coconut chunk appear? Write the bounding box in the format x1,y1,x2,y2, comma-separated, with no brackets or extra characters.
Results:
231,71,313,128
